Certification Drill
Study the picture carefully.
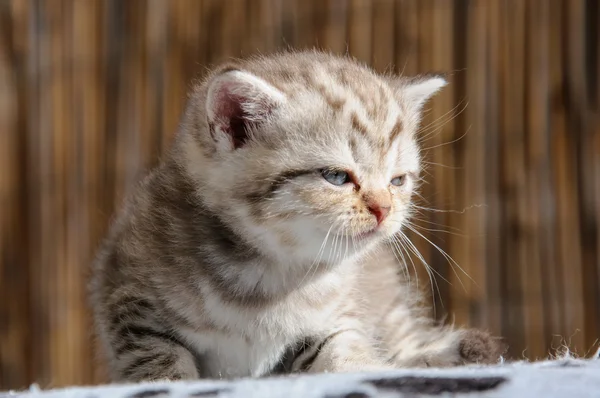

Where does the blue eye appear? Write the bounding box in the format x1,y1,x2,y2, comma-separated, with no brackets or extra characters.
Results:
321,169,351,186
391,175,406,186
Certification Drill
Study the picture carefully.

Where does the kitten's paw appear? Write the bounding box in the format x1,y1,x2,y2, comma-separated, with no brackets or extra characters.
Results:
391,329,507,368
458,329,507,365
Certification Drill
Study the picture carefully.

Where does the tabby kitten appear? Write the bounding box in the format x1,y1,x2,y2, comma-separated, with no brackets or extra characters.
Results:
90,50,505,382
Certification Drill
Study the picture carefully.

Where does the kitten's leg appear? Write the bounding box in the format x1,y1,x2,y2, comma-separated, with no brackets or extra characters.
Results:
301,327,393,373
101,294,199,382
361,248,505,367
389,327,506,367
380,301,505,367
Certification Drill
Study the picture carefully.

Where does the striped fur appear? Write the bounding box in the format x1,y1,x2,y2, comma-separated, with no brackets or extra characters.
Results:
89,50,505,382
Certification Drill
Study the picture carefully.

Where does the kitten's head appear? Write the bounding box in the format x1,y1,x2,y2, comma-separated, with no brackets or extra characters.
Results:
181,51,446,266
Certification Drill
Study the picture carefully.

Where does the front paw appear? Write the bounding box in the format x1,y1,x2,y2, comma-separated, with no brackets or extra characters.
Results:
392,328,507,368
458,329,507,365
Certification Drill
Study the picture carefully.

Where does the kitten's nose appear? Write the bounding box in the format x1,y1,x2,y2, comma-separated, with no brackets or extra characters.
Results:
363,191,392,225
367,202,391,225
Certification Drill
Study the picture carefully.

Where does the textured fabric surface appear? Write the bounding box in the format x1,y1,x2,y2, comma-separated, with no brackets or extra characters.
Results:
3,358,600,398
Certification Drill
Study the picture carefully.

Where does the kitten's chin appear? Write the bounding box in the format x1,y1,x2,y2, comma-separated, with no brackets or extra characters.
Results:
352,228,378,241
344,224,397,242
334,228,386,255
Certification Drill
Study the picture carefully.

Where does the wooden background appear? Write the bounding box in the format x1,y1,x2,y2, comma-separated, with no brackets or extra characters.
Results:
1,0,599,390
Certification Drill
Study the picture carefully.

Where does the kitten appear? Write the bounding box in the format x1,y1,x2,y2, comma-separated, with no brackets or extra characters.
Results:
89,50,505,382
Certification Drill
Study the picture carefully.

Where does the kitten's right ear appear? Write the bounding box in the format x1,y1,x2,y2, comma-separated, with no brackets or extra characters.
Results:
206,69,286,150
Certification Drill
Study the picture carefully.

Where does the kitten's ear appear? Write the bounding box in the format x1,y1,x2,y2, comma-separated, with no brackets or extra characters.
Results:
393,74,447,111
206,69,286,150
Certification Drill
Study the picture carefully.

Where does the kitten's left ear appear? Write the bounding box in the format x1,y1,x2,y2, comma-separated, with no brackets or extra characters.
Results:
393,74,447,111
206,68,286,150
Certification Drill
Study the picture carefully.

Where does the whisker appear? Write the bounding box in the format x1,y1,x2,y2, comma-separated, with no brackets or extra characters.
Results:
405,220,466,237
420,160,462,170
395,232,443,314
405,223,476,291
408,216,463,233
421,124,472,152
411,203,487,214
418,99,469,142
397,231,449,285
417,99,465,135
328,225,340,266
391,234,420,290
300,221,336,286
387,238,411,287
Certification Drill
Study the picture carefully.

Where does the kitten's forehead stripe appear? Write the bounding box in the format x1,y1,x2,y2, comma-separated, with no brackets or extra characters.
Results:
389,119,404,143
300,69,316,87
350,84,377,120
380,118,406,158
335,67,350,85
349,136,360,160
351,112,369,135
319,86,346,113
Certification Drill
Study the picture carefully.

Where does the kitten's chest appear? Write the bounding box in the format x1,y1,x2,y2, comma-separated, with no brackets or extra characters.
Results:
183,271,350,377
181,300,337,378
181,330,286,378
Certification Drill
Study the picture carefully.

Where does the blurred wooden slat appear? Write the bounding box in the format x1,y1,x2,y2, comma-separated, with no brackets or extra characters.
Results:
144,0,167,165
163,0,187,149
560,0,588,354
71,0,104,384
526,0,563,354
394,0,419,76
548,0,576,353
475,0,503,337
347,0,372,64
77,1,109,384
29,0,64,387
569,0,600,354
0,0,599,390
595,2,600,356
49,0,71,384
521,0,548,358
23,0,44,385
371,0,395,71
321,0,347,54
0,0,30,388
462,0,486,329
498,0,532,358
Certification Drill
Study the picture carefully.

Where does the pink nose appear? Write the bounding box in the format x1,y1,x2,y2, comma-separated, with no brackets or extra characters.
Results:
367,202,391,225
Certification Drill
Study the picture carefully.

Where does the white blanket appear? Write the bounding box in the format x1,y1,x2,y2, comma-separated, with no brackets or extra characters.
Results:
4,356,600,398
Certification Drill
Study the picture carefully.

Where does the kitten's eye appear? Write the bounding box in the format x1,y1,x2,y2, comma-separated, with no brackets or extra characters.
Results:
321,169,351,186
391,175,407,186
